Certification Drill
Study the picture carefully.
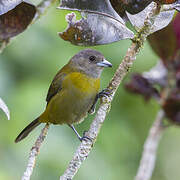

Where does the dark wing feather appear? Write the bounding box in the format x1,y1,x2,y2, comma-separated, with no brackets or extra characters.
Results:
46,70,67,104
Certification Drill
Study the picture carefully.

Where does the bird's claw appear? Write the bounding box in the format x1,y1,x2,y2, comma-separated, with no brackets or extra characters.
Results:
88,108,95,114
79,131,93,142
79,136,92,142
88,88,111,114
98,88,111,98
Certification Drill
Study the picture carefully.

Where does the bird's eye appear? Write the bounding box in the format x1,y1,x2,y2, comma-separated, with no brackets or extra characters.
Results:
89,56,96,62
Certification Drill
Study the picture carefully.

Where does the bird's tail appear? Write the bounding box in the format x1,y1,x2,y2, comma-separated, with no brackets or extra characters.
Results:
15,118,41,143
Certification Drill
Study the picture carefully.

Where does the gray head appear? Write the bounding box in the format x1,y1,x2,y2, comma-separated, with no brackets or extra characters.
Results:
69,49,112,78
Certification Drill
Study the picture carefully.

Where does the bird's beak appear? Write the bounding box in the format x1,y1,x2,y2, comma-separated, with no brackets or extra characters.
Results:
97,59,112,68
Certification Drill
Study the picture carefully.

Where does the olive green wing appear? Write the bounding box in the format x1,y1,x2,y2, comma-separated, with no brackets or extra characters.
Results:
46,70,67,104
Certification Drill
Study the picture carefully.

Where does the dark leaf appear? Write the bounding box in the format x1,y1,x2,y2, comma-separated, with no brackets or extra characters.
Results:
127,2,175,33
148,22,177,62
148,13,180,64
59,0,123,23
0,0,22,15
110,0,152,15
155,0,178,4
0,97,10,120
173,52,180,87
0,0,36,40
163,89,180,124
176,68,180,88
109,0,126,17
59,12,134,46
125,73,160,101
173,13,180,49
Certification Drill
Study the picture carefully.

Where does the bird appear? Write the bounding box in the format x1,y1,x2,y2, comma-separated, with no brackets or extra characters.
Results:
15,49,112,143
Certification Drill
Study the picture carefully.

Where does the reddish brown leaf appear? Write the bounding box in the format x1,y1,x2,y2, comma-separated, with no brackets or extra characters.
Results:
148,13,180,65
163,89,180,124
110,0,177,16
125,73,160,101
173,13,180,49
0,1,36,40
109,0,125,17
110,0,153,15
155,0,178,4
148,23,177,63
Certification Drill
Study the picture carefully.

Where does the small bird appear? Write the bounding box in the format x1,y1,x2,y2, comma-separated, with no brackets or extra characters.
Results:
15,49,112,143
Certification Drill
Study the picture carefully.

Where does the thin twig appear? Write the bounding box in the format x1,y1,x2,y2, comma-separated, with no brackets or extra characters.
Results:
21,124,50,180
59,3,160,180
135,110,165,180
0,0,57,54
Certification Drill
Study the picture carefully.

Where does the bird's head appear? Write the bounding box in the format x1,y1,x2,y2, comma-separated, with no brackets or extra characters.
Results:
69,49,112,78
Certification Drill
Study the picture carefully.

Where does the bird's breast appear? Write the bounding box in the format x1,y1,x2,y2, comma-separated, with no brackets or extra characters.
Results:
41,72,100,125
64,72,100,96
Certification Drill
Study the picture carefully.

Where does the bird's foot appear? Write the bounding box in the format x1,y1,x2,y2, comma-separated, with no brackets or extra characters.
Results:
88,88,111,114
79,131,93,143
98,88,112,98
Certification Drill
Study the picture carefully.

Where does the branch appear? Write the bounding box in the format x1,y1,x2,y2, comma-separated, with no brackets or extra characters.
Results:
59,3,160,180
21,124,50,180
134,110,165,180
0,0,57,53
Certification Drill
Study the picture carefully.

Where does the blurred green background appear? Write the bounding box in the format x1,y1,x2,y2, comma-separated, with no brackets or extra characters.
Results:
1,1,180,180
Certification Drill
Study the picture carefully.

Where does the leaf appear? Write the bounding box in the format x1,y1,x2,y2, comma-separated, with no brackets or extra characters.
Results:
148,13,180,64
110,0,152,15
155,0,178,4
0,97,10,120
59,0,134,46
0,0,36,40
173,0,180,11
109,0,126,17
174,4,180,12
0,0,21,15
148,21,177,62
59,0,124,23
160,0,180,12
59,12,134,46
125,73,160,101
127,2,175,34
173,13,180,49
163,89,180,124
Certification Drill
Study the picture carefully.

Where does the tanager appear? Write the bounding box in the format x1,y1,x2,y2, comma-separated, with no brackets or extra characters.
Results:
15,49,112,143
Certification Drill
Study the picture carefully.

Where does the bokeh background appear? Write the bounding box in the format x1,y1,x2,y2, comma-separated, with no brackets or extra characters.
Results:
1,1,180,180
